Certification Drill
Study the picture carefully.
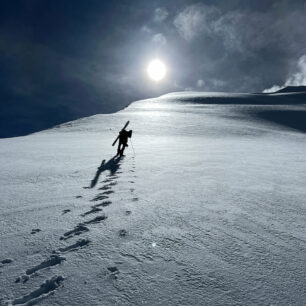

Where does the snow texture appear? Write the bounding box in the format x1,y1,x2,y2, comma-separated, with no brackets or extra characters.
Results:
0,91,306,305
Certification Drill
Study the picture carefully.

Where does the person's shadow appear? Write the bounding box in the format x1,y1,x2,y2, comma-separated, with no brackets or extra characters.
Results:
88,155,122,188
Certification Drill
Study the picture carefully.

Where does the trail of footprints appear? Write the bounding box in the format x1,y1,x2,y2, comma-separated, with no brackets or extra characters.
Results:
7,157,137,305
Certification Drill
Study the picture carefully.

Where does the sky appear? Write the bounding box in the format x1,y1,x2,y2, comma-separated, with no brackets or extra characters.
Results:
1,0,306,137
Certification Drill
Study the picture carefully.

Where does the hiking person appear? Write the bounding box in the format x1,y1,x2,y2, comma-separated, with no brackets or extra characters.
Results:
112,121,132,157
117,129,132,156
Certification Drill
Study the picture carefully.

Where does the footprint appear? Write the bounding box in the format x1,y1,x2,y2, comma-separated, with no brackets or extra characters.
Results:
125,210,132,215
119,229,127,237
15,255,65,283
102,179,113,183
31,229,41,235
11,275,64,305
60,224,89,240
83,214,107,225
107,175,119,180
57,239,90,253
98,186,112,191
91,194,109,202
94,201,112,208
107,266,119,280
107,266,119,273
62,209,71,215
129,181,135,184
76,195,83,199
81,207,102,217
131,197,139,202
25,255,66,276
15,275,29,284
102,190,114,195
1,258,13,264
61,215,106,237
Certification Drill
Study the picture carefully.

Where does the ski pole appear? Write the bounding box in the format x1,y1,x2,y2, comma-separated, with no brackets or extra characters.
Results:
130,138,136,156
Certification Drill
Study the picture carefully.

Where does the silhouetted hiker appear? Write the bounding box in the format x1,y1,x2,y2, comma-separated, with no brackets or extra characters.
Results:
116,129,132,156
112,121,132,157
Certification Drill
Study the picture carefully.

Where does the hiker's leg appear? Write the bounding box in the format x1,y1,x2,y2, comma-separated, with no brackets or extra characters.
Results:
120,144,126,156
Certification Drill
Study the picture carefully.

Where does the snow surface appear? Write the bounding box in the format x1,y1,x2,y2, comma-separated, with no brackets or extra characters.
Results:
1,92,306,305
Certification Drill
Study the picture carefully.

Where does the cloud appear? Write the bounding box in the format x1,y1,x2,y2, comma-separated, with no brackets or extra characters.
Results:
173,4,219,41
154,8,168,22
152,33,167,45
197,79,205,87
285,54,306,86
263,54,306,92
262,85,283,93
174,6,273,52
174,3,305,55
141,25,152,33
173,2,306,92
212,11,245,52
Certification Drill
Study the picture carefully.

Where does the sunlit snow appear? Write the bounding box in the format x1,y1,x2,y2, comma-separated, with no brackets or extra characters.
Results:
1,90,306,305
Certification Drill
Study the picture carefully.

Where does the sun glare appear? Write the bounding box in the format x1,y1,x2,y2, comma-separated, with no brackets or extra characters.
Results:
147,59,166,82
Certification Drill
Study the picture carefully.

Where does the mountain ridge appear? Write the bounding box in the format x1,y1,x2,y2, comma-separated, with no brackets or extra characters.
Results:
274,85,306,93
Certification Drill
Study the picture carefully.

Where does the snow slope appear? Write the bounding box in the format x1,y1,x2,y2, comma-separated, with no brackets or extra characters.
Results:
1,92,306,305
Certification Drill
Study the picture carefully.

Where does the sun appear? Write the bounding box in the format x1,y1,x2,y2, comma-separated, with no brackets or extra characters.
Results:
147,59,166,82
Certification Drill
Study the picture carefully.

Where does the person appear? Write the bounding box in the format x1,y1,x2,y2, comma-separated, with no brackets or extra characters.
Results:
117,128,132,157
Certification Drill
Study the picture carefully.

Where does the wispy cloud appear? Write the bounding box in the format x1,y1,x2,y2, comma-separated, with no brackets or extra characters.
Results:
173,2,306,92
173,4,219,41
154,8,168,23
262,85,283,93
141,25,152,33
286,55,306,86
152,33,167,45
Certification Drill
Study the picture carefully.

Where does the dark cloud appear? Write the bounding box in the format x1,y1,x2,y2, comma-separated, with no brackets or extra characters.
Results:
1,0,306,137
